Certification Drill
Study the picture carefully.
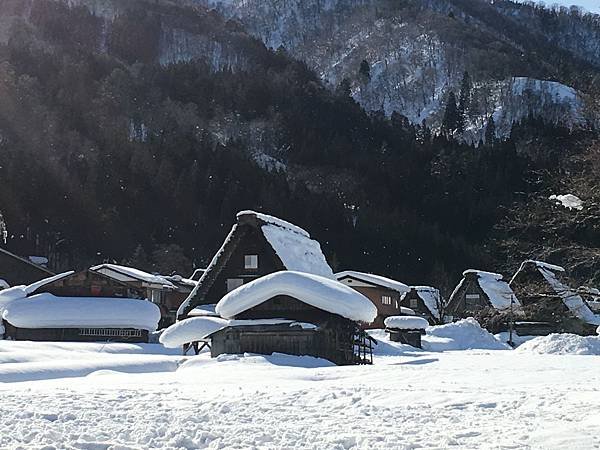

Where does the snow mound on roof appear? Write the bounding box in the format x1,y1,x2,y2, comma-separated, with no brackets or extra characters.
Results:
464,271,519,311
160,317,317,348
517,334,600,355
384,316,428,330
2,294,161,331
216,271,377,323
549,194,583,211
91,264,174,287
424,318,510,351
335,271,409,293
238,210,310,237
160,317,229,348
262,224,334,279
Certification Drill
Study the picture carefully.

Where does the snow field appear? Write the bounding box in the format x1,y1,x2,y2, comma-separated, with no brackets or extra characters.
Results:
0,320,599,448
1,349,599,449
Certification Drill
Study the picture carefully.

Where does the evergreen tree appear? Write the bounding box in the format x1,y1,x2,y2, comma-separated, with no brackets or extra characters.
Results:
127,244,152,271
485,116,496,144
458,71,472,113
441,91,461,136
359,59,371,82
336,78,352,98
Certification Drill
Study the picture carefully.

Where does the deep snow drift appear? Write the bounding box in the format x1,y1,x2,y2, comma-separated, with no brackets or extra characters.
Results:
517,333,600,355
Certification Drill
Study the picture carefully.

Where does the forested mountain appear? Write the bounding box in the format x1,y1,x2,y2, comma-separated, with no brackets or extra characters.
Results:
200,0,600,140
0,0,599,294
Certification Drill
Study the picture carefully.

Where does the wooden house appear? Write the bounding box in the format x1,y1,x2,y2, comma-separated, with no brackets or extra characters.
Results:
177,210,334,320
0,271,160,343
0,247,55,287
2,293,161,343
446,270,520,320
509,260,600,335
90,264,182,327
161,271,378,365
335,271,409,329
399,286,442,325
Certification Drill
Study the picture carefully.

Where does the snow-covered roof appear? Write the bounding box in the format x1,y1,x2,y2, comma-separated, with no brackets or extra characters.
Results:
402,286,441,319
215,271,377,323
335,271,409,294
384,316,428,330
535,264,600,326
159,316,317,348
91,264,175,288
0,271,76,314
188,304,218,317
162,274,197,288
25,271,75,295
237,210,310,237
262,223,334,279
2,294,161,331
463,270,519,310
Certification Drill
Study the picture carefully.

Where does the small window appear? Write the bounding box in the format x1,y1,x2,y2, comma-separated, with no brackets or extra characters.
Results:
150,290,164,305
465,293,480,308
409,298,419,309
227,278,244,292
381,295,392,305
244,254,258,269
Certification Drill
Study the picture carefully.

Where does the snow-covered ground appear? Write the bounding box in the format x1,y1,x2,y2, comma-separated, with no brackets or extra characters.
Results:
1,322,599,449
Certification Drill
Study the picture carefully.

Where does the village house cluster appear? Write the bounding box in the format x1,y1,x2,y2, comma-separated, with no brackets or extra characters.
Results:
1,210,599,365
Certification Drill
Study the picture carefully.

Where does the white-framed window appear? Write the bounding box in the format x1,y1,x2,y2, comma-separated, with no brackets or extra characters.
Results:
381,295,392,305
227,278,244,292
410,298,419,309
244,254,259,269
465,293,480,308
150,290,163,305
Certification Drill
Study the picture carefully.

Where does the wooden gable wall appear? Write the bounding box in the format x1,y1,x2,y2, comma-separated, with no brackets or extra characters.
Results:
183,224,286,314
399,290,436,323
446,276,493,317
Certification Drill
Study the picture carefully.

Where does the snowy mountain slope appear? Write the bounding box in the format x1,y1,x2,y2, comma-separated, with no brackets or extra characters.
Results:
196,0,598,136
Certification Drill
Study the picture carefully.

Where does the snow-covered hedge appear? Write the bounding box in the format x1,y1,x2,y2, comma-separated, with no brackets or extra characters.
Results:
384,316,428,330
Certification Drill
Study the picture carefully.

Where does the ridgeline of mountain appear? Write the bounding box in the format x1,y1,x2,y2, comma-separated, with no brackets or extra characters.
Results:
0,0,599,293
